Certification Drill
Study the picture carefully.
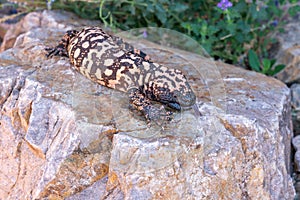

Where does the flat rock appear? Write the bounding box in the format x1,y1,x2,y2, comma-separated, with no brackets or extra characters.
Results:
0,10,295,199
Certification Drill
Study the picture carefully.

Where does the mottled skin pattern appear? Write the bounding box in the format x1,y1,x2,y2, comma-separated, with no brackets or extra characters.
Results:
46,27,196,122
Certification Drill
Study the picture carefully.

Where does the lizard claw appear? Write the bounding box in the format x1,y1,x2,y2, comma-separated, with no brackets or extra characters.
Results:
145,105,173,125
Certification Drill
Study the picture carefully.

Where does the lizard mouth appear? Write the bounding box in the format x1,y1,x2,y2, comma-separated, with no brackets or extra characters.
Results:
163,91,196,110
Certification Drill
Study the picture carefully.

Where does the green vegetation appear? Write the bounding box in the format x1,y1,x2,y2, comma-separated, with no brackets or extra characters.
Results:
248,49,285,76
2,0,300,75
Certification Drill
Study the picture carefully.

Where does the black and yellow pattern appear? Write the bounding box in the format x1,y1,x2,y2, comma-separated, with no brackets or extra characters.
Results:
46,27,196,121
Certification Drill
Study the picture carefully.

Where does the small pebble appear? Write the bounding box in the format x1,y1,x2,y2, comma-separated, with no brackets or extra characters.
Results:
293,135,300,151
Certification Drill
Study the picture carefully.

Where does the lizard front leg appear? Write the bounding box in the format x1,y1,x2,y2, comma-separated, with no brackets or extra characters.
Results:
128,88,172,123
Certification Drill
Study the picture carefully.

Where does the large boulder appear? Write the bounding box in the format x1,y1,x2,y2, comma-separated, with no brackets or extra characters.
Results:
0,11,295,199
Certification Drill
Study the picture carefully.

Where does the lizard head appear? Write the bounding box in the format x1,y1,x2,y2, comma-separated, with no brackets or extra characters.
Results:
147,68,196,110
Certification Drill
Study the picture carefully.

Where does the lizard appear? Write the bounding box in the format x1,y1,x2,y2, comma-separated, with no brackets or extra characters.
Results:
45,27,196,122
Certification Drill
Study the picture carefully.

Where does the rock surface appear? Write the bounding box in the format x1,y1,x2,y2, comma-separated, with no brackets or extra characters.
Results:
291,84,300,136
274,17,300,198
275,18,300,84
0,10,295,199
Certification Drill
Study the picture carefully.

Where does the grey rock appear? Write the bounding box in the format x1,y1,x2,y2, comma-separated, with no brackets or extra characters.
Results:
290,84,300,136
293,135,300,172
0,10,295,200
293,135,300,151
294,148,300,172
274,20,300,84
291,84,300,109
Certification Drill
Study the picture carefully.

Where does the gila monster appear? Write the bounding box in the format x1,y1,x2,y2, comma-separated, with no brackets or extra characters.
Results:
46,27,196,122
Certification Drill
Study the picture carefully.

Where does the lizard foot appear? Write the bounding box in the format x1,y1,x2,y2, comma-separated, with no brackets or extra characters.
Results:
144,105,173,126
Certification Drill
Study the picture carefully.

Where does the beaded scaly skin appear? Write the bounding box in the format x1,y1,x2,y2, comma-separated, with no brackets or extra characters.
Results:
46,27,196,122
